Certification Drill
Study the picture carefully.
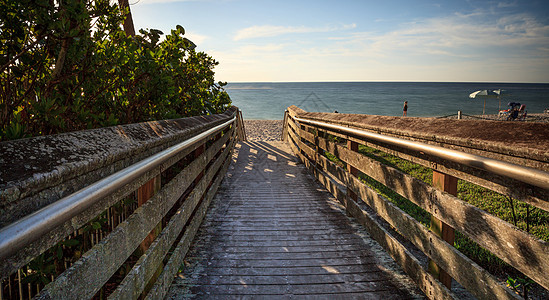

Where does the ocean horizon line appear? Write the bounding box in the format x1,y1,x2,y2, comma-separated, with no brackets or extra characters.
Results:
226,81,549,120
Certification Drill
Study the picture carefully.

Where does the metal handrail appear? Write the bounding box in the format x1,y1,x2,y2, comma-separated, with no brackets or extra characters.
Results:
0,117,236,260
293,116,549,190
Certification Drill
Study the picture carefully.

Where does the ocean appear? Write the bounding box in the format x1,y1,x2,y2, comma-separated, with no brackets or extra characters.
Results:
225,82,549,120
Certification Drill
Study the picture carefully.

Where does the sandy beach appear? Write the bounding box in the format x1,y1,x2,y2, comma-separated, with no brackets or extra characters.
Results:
441,112,549,122
243,120,283,141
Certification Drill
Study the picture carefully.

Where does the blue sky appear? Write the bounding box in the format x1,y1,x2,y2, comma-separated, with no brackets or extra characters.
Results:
131,0,549,83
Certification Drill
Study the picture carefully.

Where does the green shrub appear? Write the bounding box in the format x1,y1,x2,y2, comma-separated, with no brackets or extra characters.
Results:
0,0,231,141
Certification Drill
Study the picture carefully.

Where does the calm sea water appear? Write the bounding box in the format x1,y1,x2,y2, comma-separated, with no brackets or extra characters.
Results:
225,82,549,120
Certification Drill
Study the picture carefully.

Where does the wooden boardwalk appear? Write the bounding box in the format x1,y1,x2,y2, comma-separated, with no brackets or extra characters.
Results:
166,141,424,299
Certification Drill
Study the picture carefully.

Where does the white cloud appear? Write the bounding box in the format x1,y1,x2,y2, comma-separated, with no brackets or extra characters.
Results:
497,2,517,8
185,32,208,45
212,10,549,82
233,24,356,41
338,11,549,60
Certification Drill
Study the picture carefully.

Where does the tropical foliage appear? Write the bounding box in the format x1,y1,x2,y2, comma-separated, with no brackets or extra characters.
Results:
0,0,231,141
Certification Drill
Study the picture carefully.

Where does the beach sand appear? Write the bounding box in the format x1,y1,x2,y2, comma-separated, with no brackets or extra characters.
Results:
442,112,549,122
243,120,283,141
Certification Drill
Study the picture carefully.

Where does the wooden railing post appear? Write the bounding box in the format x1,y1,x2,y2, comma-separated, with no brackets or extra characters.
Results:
314,129,324,169
136,174,162,295
346,140,359,204
428,170,457,289
137,174,162,254
281,110,289,141
194,143,206,185
237,109,246,142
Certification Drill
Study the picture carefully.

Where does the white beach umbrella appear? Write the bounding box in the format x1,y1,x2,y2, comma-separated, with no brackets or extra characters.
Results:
469,90,499,115
492,89,507,111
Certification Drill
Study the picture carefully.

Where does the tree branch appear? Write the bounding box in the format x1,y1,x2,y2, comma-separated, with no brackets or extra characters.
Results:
118,0,135,36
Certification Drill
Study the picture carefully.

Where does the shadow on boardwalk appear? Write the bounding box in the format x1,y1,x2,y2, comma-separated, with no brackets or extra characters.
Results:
166,141,425,299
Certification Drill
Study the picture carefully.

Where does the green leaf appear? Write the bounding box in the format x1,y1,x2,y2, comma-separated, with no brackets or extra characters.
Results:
176,25,185,35
91,221,101,230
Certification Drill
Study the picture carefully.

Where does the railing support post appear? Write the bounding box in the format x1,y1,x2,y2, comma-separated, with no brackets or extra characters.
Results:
314,129,325,169
346,140,359,205
428,170,457,289
136,174,163,295
194,143,206,185
137,174,162,254
282,110,289,141
237,109,246,142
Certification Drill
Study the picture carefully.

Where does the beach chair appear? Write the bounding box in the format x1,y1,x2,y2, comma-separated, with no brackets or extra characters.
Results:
517,104,527,121
505,102,519,121
497,109,509,120
506,102,526,121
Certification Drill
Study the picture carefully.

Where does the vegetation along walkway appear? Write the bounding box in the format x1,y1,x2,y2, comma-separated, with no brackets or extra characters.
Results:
166,140,424,299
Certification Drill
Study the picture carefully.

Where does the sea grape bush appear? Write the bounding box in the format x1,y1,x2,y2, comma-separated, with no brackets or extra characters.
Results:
0,0,231,141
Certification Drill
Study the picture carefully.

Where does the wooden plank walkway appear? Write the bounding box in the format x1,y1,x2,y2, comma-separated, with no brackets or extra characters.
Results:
166,141,424,299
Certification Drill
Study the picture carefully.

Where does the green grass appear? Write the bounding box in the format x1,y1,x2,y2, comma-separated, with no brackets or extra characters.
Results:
325,142,549,279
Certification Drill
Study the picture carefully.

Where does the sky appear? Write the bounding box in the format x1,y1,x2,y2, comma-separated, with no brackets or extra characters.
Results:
130,0,549,83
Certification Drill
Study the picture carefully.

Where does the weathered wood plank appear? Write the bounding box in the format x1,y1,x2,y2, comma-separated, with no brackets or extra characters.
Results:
198,265,380,277
313,150,521,299
307,164,457,299
191,281,409,296
206,249,372,261
168,140,424,299
193,244,369,253
36,129,234,299
145,143,233,300
313,133,549,290
204,257,382,269
286,114,300,133
136,174,162,255
107,133,234,299
312,147,518,299
358,137,549,211
0,124,235,280
206,233,364,242
428,171,457,289
192,272,389,285
197,239,366,248
287,125,304,163
291,108,549,168
345,172,519,300
292,137,454,299
201,224,358,232
311,126,549,211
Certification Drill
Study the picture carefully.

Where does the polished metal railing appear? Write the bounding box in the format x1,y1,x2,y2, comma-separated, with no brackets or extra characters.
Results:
0,117,236,261
288,110,549,299
294,116,549,190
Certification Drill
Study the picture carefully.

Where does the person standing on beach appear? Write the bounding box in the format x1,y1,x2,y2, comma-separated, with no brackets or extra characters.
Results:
403,101,408,117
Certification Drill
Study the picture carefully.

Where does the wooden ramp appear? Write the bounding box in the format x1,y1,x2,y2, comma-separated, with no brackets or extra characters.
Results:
166,141,424,299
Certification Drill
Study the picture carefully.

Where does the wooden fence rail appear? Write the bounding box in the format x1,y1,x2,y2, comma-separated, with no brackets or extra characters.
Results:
284,105,549,300
0,107,244,299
